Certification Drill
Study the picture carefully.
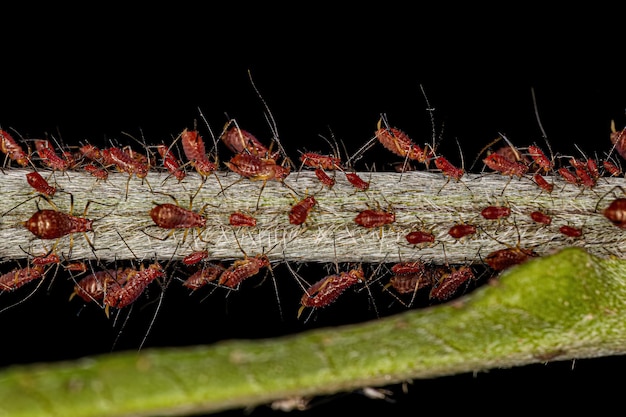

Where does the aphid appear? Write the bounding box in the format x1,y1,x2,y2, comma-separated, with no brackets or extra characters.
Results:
0,128,29,167
603,198,626,229
181,128,218,177
559,225,582,238
603,159,622,177
157,144,186,182
182,250,209,266
484,247,538,271
434,156,464,181
0,264,45,292
83,163,109,180
225,152,290,182
298,267,365,318
300,152,342,170
182,263,225,291
149,199,207,243
533,173,554,193
344,171,370,190
64,261,88,273
483,152,529,177
530,210,552,225
405,230,435,245
480,205,511,220
289,195,317,226
101,146,149,178
229,211,257,227
23,196,94,242
374,118,429,163
26,171,56,197
527,144,553,173
35,139,72,171
609,120,626,161
314,167,335,188
557,166,578,185
78,143,103,162
70,268,122,303
390,261,427,276
448,223,477,239
354,208,395,228
31,252,61,266
103,262,164,314
387,271,434,295
429,265,475,301
221,120,278,159
217,254,271,289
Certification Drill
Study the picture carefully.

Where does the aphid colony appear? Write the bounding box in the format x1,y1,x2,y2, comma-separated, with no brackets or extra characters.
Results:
2,115,626,321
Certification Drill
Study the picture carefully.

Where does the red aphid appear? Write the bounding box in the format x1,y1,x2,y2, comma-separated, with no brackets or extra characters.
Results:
102,146,148,178
26,171,56,197
530,210,552,225
24,209,93,240
289,196,317,225
299,267,364,315
79,143,103,162
0,264,45,292
344,172,370,190
181,128,218,176
559,225,582,238
575,167,596,188
0,129,29,167
83,163,109,180
31,252,61,266
480,205,511,220
434,156,464,181
557,167,578,185
390,261,426,276
483,153,528,177
603,198,626,229
374,120,429,163
70,268,123,303
225,152,290,182
527,145,553,173
103,263,164,312
221,123,277,159
405,230,435,245
218,254,271,288
610,123,626,160
314,168,335,188
485,247,538,271
354,208,395,228
388,272,436,295
35,140,72,171
300,152,342,170
229,211,257,227
149,203,206,229
182,263,226,290
448,223,477,239
182,250,209,266
157,144,186,182
429,266,475,301
603,160,622,177
533,173,554,193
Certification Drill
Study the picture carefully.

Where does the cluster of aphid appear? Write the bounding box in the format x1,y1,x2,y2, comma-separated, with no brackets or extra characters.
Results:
3,105,626,327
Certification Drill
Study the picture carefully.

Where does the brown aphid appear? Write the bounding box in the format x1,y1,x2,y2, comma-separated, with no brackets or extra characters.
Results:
229,211,257,227
448,223,477,239
183,263,226,290
405,230,435,245
481,205,511,220
429,266,475,301
559,225,582,238
603,198,626,229
218,254,271,289
298,267,365,317
182,250,209,266
354,208,395,228
24,208,93,240
149,203,206,229
103,263,164,314
70,268,123,303
0,264,45,292
484,247,538,271
530,210,552,225
289,196,317,226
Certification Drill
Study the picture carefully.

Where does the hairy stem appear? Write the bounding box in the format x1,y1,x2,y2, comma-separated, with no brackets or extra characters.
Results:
1,169,622,265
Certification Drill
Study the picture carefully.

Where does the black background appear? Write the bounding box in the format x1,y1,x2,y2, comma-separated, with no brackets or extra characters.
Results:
2,5,626,415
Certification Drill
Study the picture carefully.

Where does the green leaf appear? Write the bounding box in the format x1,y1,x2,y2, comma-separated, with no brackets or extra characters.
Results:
1,247,625,417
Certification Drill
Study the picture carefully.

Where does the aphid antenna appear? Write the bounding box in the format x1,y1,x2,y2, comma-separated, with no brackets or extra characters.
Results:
594,185,626,213
419,83,439,155
530,86,553,160
197,107,222,161
470,135,503,173
247,69,293,168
